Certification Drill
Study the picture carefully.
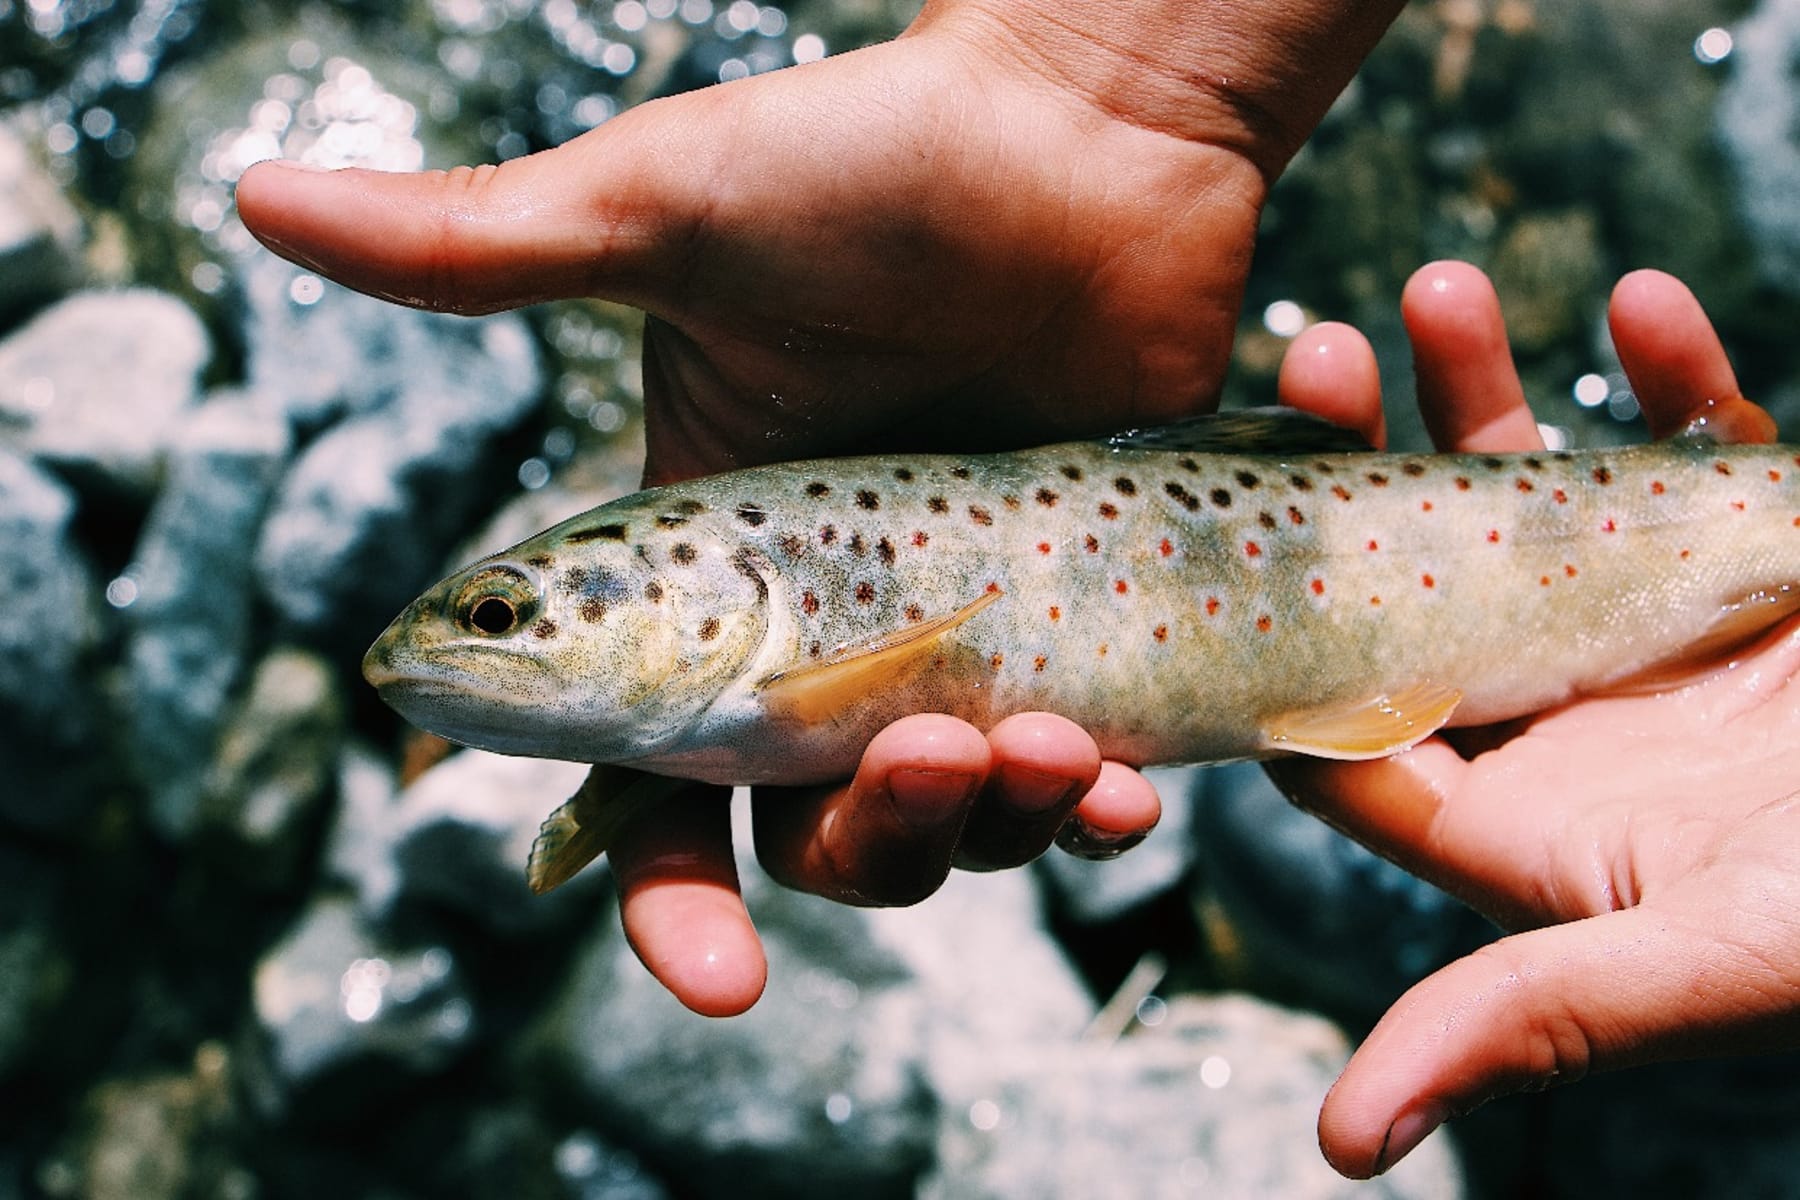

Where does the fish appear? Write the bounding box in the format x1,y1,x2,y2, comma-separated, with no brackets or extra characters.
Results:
363,410,1800,891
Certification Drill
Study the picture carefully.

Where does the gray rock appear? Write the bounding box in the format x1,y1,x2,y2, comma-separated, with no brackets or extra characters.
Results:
0,445,102,834
1035,766,1200,925
0,844,61,1080
247,254,542,645
1193,764,1491,1023
61,1044,240,1200
0,290,209,491
922,994,1463,1200
247,896,473,1119
124,393,291,838
0,117,82,320
195,647,344,881
1721,0,1800,295
329,747,605,935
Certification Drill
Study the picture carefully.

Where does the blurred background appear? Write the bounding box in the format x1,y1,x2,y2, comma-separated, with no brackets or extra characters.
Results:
3,0,1800,1197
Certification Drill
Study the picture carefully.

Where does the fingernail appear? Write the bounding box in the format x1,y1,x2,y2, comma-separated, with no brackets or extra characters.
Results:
1054,821,1146,861
1375,1103,1446,1175
995,763,1081,814
887,768,979,830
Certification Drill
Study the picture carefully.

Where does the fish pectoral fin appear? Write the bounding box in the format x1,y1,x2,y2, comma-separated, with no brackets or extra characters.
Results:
756,588,1003,724
1106,407,1373,455
526,764,682,895
1261,682,1463,760
1599,585,1800,696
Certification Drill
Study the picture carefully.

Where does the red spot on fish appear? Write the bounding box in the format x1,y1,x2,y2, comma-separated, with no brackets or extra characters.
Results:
1421,573,1436,589
1369,595,1382,606
905,604,924,622
1159,538,1174,557
1366,539,1379,552
991,653,1004,669
1049,605,1061,621
1716,462,1733,476
1771,470,1783,483
1565,564,1579,578
1515,479,1534,493
1244,541,1262,557
1205,597,1220,617
1099,502,1119,520
1454,477,1472,491
1732,500,1747,512
1487,530,1501,543
1098,643,1109,658
1539,575,1551,587
1332,485,1352,502
985,581,1001,594
1084,534,1100,553
1115,579,1130,595
1153,624,1168,642
912,530,929,547
1034,655,1047,673
1422,500,1434,512
1310,578,1325,596
1037,541,1052,555
1554,488,1568,504
801,590,819,615
1602,518,1617,533
1256,614,1273,633
1288,506,1306,525
1651,481,1666,495
1682,548,1693,558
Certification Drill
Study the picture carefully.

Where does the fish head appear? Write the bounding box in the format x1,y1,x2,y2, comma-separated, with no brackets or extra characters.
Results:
363,512,772,762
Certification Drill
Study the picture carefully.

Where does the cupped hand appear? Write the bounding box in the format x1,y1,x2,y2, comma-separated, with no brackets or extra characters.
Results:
237,1,1406,1016
1272,261,1800,1178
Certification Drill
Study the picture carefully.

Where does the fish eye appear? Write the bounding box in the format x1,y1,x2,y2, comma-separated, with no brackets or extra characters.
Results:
456,568,539,637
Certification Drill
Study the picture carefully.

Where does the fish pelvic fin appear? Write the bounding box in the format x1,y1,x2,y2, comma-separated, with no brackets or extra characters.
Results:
756,588,1003,724
526,764,682,894
1261,681,1463,760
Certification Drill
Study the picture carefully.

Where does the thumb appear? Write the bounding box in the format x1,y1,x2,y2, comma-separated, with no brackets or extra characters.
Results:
1318,903,1781,1178
235,102,708,316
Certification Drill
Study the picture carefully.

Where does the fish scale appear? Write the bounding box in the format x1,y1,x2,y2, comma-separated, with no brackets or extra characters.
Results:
366,413,1800,796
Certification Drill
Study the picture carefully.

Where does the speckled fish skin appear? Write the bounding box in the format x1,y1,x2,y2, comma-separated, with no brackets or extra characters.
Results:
363,420,1800,785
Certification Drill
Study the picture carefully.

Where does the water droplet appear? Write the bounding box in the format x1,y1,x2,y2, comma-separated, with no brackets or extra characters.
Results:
824,1092,853,1124
288,273,325,306
1262,298,1306,337
1200,1055,1231,1089
1695,26,1733,64
969,1099,1002,1131
1572,372,1608,408
519,457,553,490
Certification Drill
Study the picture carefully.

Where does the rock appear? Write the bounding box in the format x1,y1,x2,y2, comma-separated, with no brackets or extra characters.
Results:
0,445,103,834
1488,209,1604,355
0,116,82,320
0,290,209,492
0,843,62,1082
537,847,1090,1198
1035,766,1200,925
1720,0,1800,295
58,1044,240,1200
194,647,344,882
922,994,1463,1200
328,747,604,935
1192,764,1492,1024
551,1129,674,1200
124,393,291,839
247,897,474,1121
247,253,542,650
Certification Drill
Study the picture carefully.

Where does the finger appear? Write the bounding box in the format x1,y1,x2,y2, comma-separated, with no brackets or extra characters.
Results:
1277,320,1387,448
1055,760,1163,859
1317,900,1798,1178
610,784,767,1017
753,715,987,907
1608,269,1775,443
953,712,1102,871
1401,261,1544,453
235,104,704,315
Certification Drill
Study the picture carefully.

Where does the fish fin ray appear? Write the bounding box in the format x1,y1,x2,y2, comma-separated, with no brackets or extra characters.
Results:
1599,586,1800,695
526,764,679,894
1262,682,1463,760
1107,408,1373,456
757,588,1002,723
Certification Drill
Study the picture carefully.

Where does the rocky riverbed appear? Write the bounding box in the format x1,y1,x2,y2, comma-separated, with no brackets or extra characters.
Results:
5,2,1800,1198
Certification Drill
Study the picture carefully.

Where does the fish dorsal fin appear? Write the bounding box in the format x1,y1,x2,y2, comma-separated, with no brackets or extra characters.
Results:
758,588,1002,723
1107,408,1373,456
526,764,682,894
1599,586,1800,696
1677,396,1778,446
1261,682,1463,760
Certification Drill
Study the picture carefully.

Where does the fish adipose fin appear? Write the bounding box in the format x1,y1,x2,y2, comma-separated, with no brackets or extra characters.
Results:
1262,682,1463,760
758,588,1003,723
1599,585,1800,696
1107,407,1373,456
527,764,683,894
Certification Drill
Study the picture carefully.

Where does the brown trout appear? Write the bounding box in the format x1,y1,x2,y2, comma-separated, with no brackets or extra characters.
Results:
363,411,1800,891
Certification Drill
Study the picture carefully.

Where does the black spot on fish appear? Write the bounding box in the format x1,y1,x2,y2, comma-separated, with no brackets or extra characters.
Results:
1314,462,1336,475
736,503,768,527
905,603,925,622
970,505,994,526
1401,462,1426,477
1481,456,1505,470
1258,511,1278,530
950,466,971,480
644,581,664,602
656,514,688,529
1290,474,1314,492
820,525,838,546
1210,487,1232,508
1165,481,1200,511
927,496,950,514
1061,464,1084,481
810,640,823,658
856,489,880,510
1366,472,1389,487
1553,451,1575,463
527,553,554,569
531,619,558,639
778,532,807,557
1235,470,1260,489
855,581,876,604
579,598,606,623
567,522,628,543
1524,456,1545,471
894,467,915,483
1180,457,1200,473
1594,466,1615,485
1036,487,1060,507
675,499,706,515
1002,494,1022,510
1115,477,1138,496
698,617,720,641
1713,462,1732,477
670,543,697,565
805,481,831,499
848,533,867,556
559,566,588,591
877,537,896,565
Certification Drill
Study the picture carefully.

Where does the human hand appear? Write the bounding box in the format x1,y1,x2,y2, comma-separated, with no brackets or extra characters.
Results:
1269,260,1800,1177
236,0,1408,1014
